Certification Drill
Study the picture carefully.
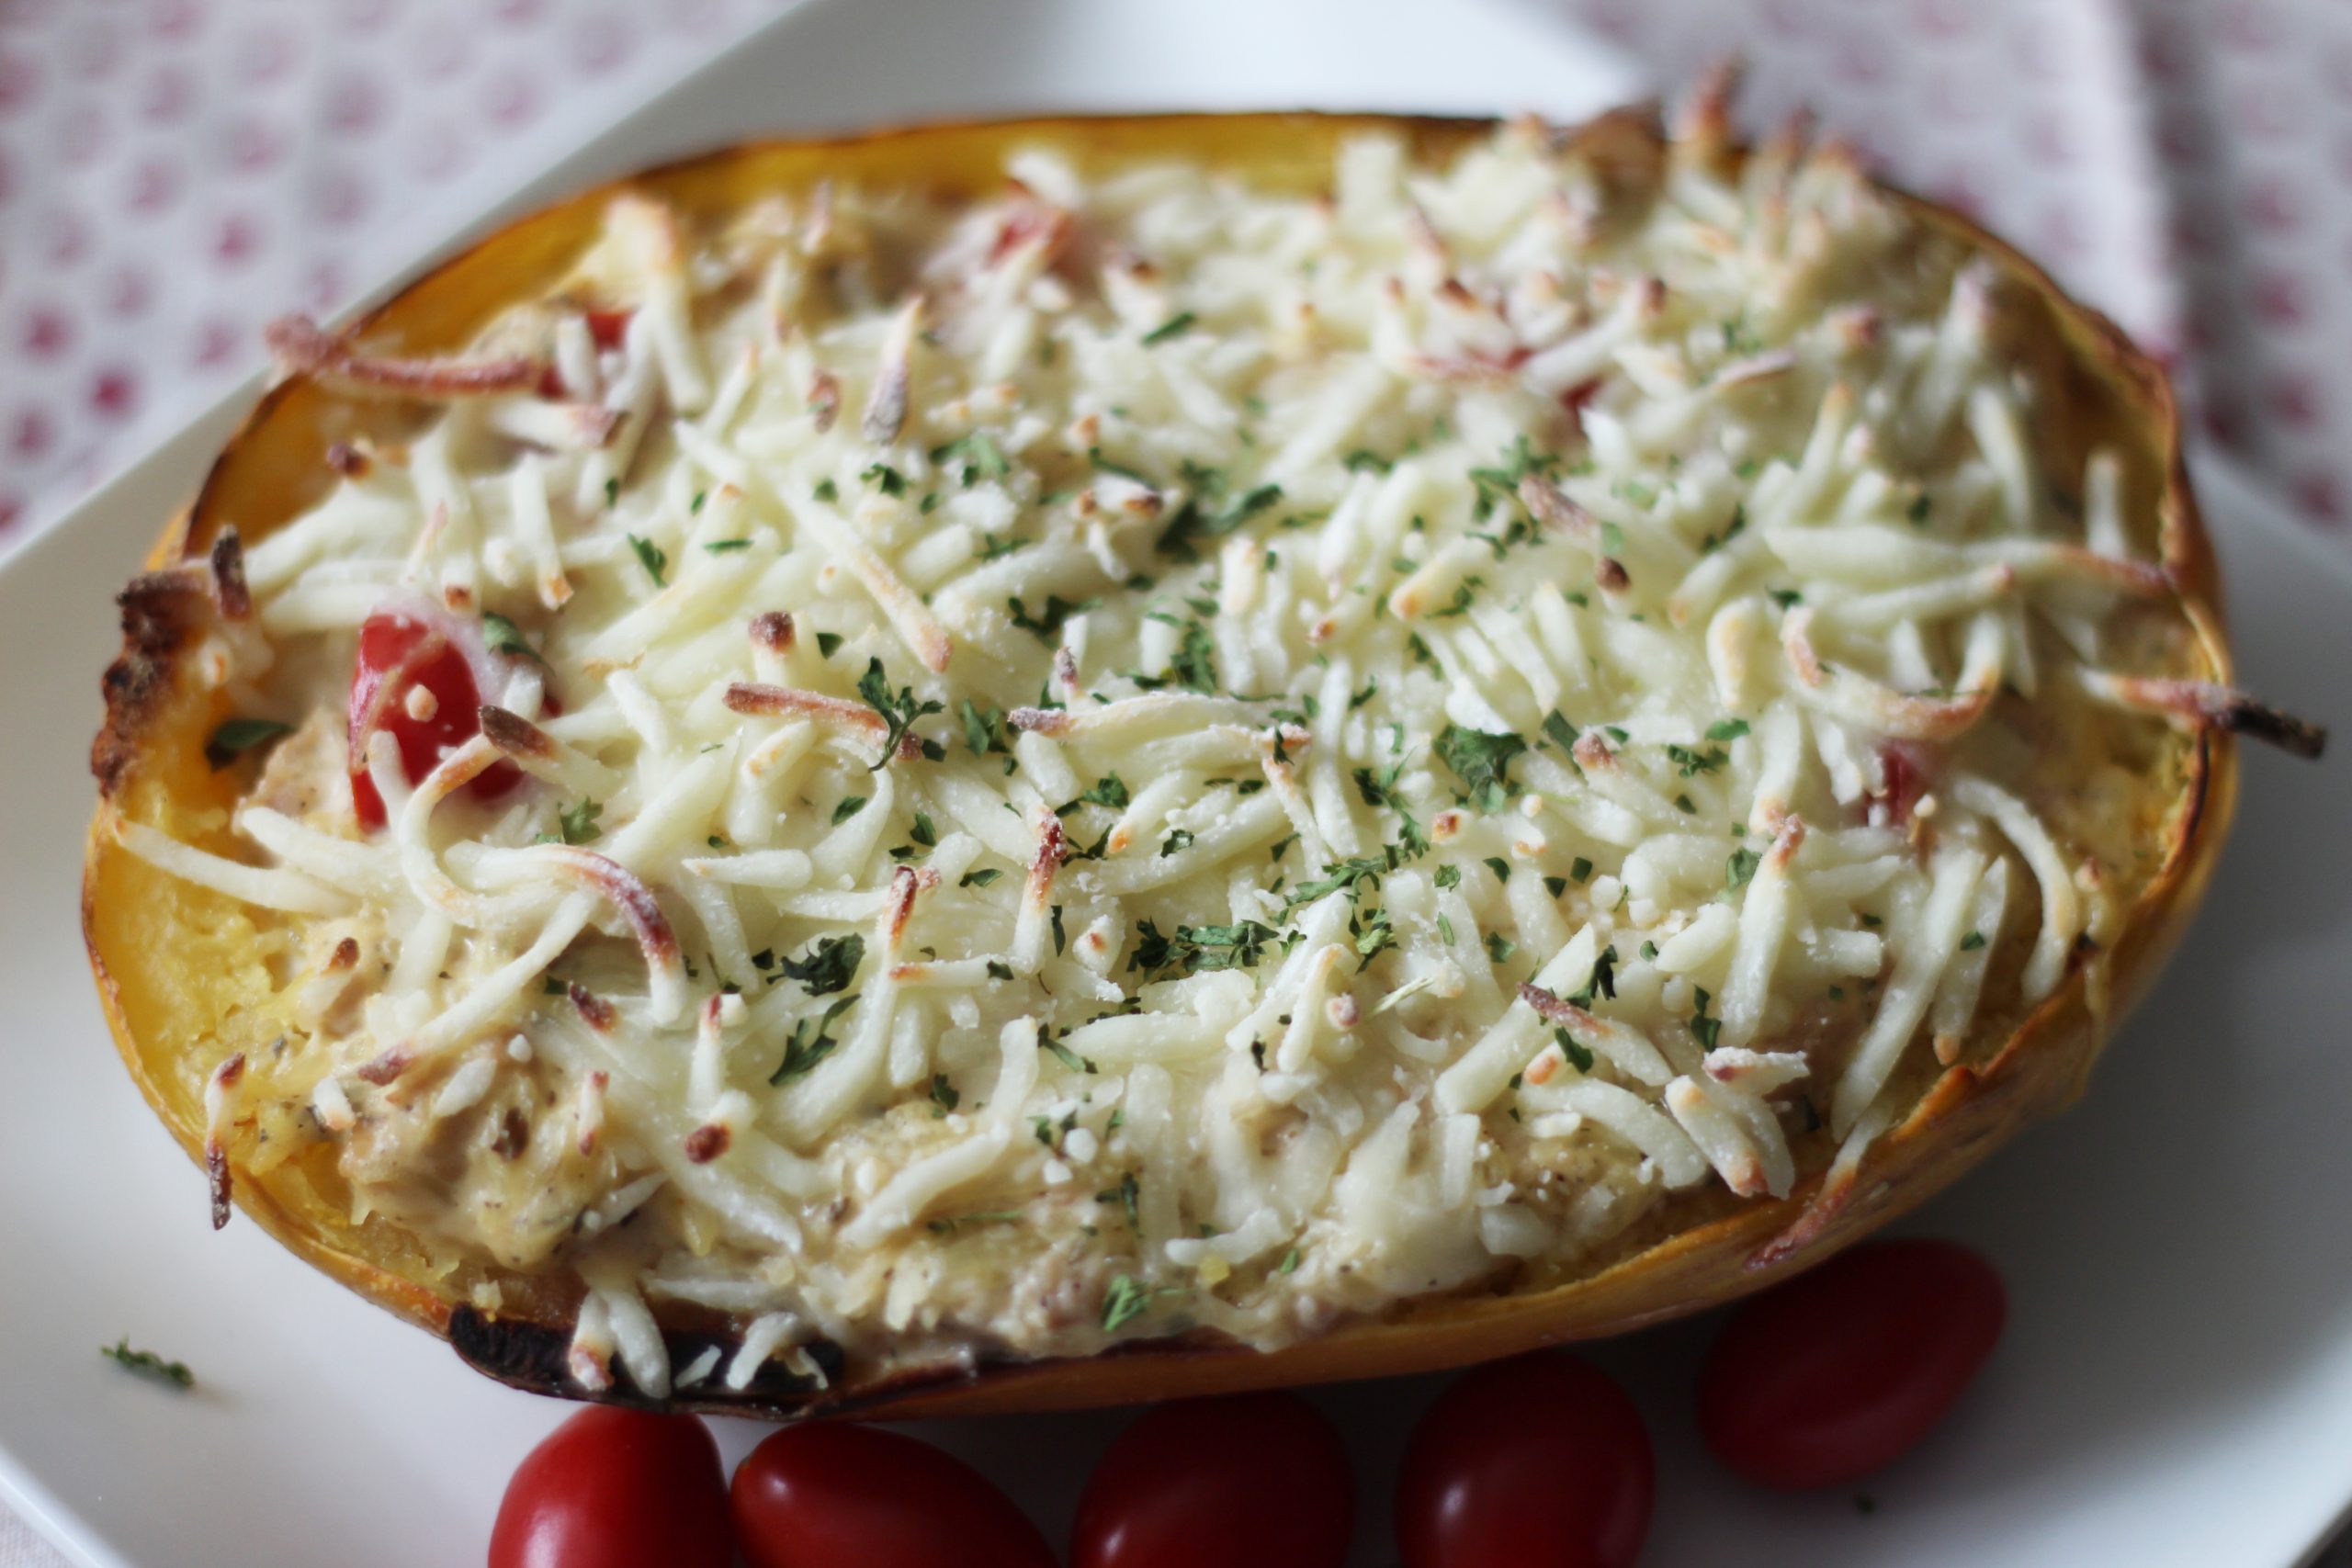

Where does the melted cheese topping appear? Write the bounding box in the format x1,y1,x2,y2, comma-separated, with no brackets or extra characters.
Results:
134,107,2214,1393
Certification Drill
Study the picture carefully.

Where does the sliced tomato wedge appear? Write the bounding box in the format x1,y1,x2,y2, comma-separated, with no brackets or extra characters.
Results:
583,307,635,351
346,611,524,829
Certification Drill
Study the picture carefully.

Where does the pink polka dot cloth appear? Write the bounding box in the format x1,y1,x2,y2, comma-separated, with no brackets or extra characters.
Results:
0,0,796,556
2,0,2349,560
1555,0,2352,535
3,2,2352,1565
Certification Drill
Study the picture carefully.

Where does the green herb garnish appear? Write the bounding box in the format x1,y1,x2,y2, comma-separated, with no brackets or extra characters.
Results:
1141,310,1198,345
1164,618,1218,694
1555,1028,1596,1075
558,798,604,845
1129,919,1278,978
1101,1273,1182,1333
769,995,857,1083
100,1339,193,1389
931,431,1011,483
775,933,865,996
1096,1171,1142,1229
1665,743,1731,778
1437,724,1526,813
481,611,548,665
855,657,944,769
203,716,291,770
1690,987,1722,1050
960,698,1012,761
626,533,668,587
1007,593,1098,644
1044,1037,1096,1075
1075,773,1130,810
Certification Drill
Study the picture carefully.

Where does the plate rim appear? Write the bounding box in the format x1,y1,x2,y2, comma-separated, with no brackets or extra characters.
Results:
7,0,2349,1557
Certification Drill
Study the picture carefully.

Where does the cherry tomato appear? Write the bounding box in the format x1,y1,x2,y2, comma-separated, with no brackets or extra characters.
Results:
731,1422,1055,1568
583,307,635,351
1699,1237,2006,1490
1071,1392,1352,1568
1396,1352,1652,1568
346,611,521,829
487,1405,731,1568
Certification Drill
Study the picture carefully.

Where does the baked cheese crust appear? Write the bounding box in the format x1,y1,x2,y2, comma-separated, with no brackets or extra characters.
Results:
104,102,2259,1400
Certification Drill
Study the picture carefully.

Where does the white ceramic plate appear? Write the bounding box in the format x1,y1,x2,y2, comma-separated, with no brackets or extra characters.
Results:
5,4,2348,1565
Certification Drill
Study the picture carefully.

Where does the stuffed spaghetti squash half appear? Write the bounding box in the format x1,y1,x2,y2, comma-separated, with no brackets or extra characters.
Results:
84,85,2321,1419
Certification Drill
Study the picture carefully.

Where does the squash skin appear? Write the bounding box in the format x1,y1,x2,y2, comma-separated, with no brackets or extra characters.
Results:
82,107,2236,1420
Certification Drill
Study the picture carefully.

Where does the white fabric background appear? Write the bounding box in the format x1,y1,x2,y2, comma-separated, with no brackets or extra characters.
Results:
0,0,798,548
3,0,2346,1562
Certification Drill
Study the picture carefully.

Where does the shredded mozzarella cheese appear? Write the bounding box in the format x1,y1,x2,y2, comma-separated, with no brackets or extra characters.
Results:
139,100,2227,1384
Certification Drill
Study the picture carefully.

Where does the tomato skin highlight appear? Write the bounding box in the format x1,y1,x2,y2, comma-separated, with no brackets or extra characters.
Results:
1699,1237,2007,1490
1072,1392,1353,1568
346,611,523,829
731,1422,1056,1568
1396,1351,1652,1568
486,1405,731,1568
